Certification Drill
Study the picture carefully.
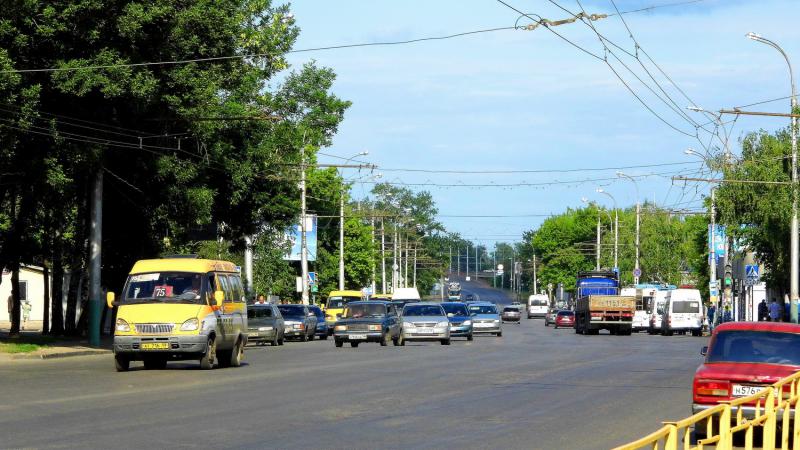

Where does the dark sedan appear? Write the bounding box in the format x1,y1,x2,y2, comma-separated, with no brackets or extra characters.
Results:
333,301,402,348
277,304,317,341
247,303,285,346
308,305,328,340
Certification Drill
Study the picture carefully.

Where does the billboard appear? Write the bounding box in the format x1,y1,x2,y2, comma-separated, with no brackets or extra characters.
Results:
708,224,726,262
284,215,317,261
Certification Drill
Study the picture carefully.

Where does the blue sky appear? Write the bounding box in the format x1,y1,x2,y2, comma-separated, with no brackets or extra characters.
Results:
284,0,800,246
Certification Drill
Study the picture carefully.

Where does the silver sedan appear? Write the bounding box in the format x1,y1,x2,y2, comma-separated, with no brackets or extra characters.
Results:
401,302,451,345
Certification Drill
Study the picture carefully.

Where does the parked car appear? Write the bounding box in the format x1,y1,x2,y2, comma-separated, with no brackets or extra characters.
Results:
554,310,575,329
441,302,473,341
401,302,451,345
333,301,402,347
277,304,317,342
467,302,502,336
501,306,521,324
247,303,285,346
308,305,328,340
692,322,800,439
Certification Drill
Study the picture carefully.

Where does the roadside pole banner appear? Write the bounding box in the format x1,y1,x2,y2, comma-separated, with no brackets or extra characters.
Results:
707,224,726,262
283,215,318,261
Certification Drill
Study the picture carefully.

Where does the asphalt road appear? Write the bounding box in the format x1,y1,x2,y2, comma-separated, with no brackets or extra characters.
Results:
0,298,706,449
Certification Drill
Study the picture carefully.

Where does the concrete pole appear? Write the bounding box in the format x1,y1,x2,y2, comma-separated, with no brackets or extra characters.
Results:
413,247,417,287
380,219,386,294
635,201,640,284
404,236,409,288
533,254,538,294
88,168,103,347
392,225,398,291
300,147,309,305
244,235,253,298
596,213,601,271
338,189,345,290
614,209,619,272
370,217,376,295
457,247,461,278
710,188,718,323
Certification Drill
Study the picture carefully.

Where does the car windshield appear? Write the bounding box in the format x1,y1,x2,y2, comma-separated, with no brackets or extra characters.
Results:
707,330,800,365
248,307,273,319
442,303,469,317
344,304,386,318
326,296,359,309
469,305,498,315
404,304,444,316
673,300,700,313
123,272,207,305
309,307,324,319
278,305,306,318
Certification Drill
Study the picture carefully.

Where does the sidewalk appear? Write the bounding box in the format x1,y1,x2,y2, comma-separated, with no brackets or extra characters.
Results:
0,323,112,361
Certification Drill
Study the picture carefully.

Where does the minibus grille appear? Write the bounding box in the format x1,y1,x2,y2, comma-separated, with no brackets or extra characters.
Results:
135,323,174,334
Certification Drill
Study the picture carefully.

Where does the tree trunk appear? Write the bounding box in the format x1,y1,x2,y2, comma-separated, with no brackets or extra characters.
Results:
50,229,65,335
42,261,50,335
9,264,21,336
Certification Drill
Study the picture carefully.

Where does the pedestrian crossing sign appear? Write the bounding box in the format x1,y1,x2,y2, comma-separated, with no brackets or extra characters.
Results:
745,265,759,279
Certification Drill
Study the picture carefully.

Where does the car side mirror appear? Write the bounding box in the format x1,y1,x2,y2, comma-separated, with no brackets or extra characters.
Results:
700,346,708,356
214,290,224,307
106,292,116,309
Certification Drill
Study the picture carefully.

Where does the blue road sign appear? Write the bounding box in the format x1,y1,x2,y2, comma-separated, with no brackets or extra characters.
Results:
745,265,759,279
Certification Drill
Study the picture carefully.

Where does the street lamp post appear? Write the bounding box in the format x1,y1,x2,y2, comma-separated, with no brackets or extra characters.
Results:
339,151,369,290
582,197,602,270
617,172,641,284
596,188,619,272
747,32,798,322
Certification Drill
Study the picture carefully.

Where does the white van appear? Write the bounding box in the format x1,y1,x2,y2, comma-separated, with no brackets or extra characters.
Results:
661,288,703,336
527,294,549,319
647,290,669,335
633,287,656,332
392,287,421,301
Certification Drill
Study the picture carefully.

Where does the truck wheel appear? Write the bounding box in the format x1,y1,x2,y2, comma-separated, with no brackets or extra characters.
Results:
114,354,130,372
199,337,216,370
335,339,343,348
380,333,389,347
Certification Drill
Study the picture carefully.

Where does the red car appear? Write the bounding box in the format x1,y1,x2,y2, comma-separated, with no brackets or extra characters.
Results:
692,322,800,436
554,310,575,329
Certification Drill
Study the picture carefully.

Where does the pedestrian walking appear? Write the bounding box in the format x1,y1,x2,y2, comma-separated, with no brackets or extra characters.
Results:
758,299,768,321
21,299,31,330
707,303,716,332
769,299,781,322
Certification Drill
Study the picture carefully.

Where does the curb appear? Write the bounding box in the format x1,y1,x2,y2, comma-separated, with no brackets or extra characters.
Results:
10,349,111,360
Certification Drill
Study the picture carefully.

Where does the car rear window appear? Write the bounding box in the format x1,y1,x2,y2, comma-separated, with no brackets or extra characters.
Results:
707,330,800,365
557,311,574,317
672,300,700,313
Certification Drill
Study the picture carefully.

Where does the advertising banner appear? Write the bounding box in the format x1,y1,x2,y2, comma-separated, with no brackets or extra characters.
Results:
708,224,726,262
283,215,317,261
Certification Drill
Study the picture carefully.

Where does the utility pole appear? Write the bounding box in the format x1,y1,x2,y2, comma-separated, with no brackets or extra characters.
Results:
493,250,496,288
413,247,417,287
617,172,641,284
381,219,386,294
338,188,345,290
457,247,461,278
449,246,452,276
596,214,601,270
300,147,309,305
244,235,253,298
404,235,409,288
710,188,718,322
371,216,376,295
392,225,398,291
533,254,538,294
88,168,103,347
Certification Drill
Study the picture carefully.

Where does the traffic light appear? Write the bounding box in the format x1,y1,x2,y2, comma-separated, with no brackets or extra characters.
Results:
724,264,733,288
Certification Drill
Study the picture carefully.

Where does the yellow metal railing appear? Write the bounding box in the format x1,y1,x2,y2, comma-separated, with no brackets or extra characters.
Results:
613,371,800,450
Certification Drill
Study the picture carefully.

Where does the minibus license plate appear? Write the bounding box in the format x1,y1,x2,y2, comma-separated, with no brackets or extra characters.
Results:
732,384,762,397
141,342,169,350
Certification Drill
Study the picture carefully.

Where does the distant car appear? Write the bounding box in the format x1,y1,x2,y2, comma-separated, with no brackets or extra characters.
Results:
308,305,328,340
402,302,451,345
501,306,521,324
554,310,575,329
465,294,475,301
441,302,473,341
692,322,800,439
468,302,502,336
247,303,285,346
277,304,317,342
333,301,402,347
544,307,558,327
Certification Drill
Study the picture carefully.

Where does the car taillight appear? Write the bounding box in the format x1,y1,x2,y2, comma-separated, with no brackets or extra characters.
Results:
694,379,730,397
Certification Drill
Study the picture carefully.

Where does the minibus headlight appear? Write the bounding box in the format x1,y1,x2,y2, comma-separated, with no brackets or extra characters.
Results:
180,318,199,331
115,319,130,332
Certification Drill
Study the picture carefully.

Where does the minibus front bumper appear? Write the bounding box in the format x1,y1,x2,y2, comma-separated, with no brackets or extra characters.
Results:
113,334,209,357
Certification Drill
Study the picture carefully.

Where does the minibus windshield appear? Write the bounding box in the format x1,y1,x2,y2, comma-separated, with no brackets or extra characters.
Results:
123,272,208,305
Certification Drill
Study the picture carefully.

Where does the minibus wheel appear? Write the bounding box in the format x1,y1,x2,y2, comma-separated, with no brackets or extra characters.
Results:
199,337,216,370
229,338,244,367
114,354,130,372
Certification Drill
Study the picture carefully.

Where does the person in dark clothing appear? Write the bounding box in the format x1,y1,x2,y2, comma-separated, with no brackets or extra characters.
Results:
758,299,769,321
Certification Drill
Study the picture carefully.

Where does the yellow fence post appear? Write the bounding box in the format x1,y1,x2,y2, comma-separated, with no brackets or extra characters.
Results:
765,387,777,450
718,403,732,450
663,423,678,450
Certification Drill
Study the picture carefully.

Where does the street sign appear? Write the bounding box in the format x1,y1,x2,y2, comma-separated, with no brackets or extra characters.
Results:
744,278,759,286
633,268,641,278
745,264,759,278
308,272,317,286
